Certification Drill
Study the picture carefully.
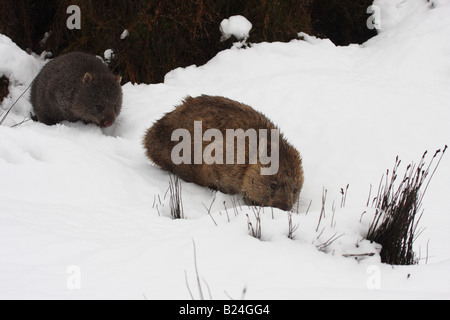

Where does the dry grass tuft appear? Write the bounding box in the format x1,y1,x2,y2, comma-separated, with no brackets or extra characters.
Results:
367,146,447,265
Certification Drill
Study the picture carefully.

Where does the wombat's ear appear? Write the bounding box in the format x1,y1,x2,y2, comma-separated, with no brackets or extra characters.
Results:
116,75,122,84
83,72,93,84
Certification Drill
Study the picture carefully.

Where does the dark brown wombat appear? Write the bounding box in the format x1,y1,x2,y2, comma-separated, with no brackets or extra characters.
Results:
144,95,304,211
30,52,122,127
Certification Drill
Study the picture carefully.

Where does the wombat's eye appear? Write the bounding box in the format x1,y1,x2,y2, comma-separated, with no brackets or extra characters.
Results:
293,188,299,195
96,104,104,112
270,183,278,191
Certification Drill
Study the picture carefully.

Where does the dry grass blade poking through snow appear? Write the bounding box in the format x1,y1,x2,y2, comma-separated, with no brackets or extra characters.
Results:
287,211,299,240
0,81,32,126
185,240,248,300
367,146,447,265
168,174,184,219
246,206,262,240
185,240,212,300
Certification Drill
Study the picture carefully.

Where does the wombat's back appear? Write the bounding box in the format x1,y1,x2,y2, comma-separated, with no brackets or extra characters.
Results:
145,95,268,194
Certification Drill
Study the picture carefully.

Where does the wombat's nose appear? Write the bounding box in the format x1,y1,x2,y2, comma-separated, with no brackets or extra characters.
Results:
102,119,114,127
274,202,290,212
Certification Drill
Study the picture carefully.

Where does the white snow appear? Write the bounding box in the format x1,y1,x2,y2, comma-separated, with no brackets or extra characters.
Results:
0,34,45,123
220,15,252,42
1,0,450,299
104,49,114,62
120,29,129,40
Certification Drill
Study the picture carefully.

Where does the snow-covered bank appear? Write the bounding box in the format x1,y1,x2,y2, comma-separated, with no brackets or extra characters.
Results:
1,0,450,299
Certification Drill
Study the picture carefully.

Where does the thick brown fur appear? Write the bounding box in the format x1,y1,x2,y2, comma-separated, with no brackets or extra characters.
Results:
144,95,304,211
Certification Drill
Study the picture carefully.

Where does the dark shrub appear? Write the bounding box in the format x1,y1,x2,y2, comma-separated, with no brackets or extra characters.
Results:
0,0,58,52
311,0,377,46
367,147,447,265
42,0,312,84
1,0,377,84
0,76,9,104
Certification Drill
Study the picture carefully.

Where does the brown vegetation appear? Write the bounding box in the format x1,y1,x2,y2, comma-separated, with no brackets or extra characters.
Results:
367,147,447,265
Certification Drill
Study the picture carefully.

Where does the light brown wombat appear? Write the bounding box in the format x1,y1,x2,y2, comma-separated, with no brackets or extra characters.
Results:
144,95,304,211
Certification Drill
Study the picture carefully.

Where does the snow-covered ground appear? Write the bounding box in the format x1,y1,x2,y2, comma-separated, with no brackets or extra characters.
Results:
1,0,449,299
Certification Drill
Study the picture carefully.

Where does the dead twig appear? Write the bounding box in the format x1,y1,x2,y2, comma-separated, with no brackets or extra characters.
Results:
316,188,327,232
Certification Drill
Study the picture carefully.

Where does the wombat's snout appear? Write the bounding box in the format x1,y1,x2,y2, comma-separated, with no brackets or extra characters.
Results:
101,119,114,128
268,196,294,212
274,202,291,212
